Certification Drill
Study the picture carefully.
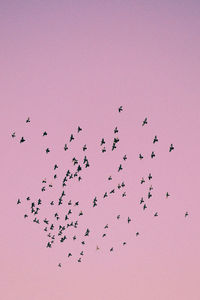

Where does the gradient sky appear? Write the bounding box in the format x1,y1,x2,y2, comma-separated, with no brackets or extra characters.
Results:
1,1,200,299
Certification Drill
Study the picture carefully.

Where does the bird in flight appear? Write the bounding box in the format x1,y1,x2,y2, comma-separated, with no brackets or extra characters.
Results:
123,155,127,161
20,137,25,143
154,212,158,217
70,134,74,142
17,199,21,204
142,117,147,126
77,126,82,133
118,106,123,113
12,132,16,138
43,131,47,136
141,177,145,184
139,153,144,160
26,117,30,123
185,212,189,217
46,148,50,154
166,192,170,198
169,144,174,152
64,144,68,151
153,135,158,143
114,127,118,134
151,151,155,158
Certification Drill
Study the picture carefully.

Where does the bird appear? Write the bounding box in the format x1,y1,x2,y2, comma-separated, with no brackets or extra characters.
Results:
80,251,84,256
148,192,152,199
58,263,61,268
102,233,106,238
154,212,158,217
68,253,72,257
102,147,106,153
26,197,30,201
166,192,170,198
108,176,112,181
17,199,21,204
26,117,30,123
143,204,147,210
123,155,127,161
169,144,174,152
11,132,16,138
79,211,83,216
83,144,87,151
46,148,50,154
142,117,147,126
96,245,100,250
38,199,42,205
24,214,28,218
77,126,82,133
128,217,131,223
20,137,25,143
136,232,139,236
54,164,58,170
70,134,74,142
103,192,108,198
110,189,115,194
78,258,81,263
121,181,125,187
139,153,143,160
140,197,144,204
43,131,47,136
118,164,123,172
123,242,126,246
151,151,155,158
117,215,120,219
101,138,105,146
141,177,145,184
122,192,126,197
185,212,189,217
118,106,123,112
148,173,152,180
64,144,68,151
104,224,108,229
110,247,114,252
114,127,118,134
153,135,158,143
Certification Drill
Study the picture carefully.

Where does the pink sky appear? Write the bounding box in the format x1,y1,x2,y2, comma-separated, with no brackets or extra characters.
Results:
1,1,200,299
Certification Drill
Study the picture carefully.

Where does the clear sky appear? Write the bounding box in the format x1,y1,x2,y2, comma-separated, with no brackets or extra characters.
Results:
1,1,200,299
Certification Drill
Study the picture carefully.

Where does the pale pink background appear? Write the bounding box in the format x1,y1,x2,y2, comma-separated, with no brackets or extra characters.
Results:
1,1,200,299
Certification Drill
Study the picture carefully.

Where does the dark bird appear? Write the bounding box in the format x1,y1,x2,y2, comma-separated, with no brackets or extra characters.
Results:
38,198,42,205
26,197,30,201
118,106,123,113
73,235,76,240
110,247,114,252
70,134,74,142
54,174,57,179
102,233,106,238
58,263,61,268
46,148,50,154
112,143,116,151
110,189,115,194
26,117,30,123
136,232,139,236
103,192,108,198
77,126,82,133
54,164,58,170
149,185,153,191
142,117,147,126
166,192,170,198
123,155,127,161
185,211,189,217
121,181,125,188
104,224,108,229
68,253,72,257
148,173,152,180
148,192,152,199
79,211,83,216
83,144,87,151
74,201,79,206
140,197,144,204
108,176,112,181
78,258,81,263
118,164,123,172
12,132,16,138
151,151,155,158
20,137,25,143
117,215,120,219
41,186,45,192
96,245,100,250
154,212,158,217
81,241,85,245
123,242,126,246
153,135,158,143
139,153,143,160
122,192,126,197
85,228,90,236
102,147,106,153
169,144,174,152
50,201,54,206
114,127,118,134
143,204,147,210
17,199,21,204
68,200,72,205
128,217,131,223
24,214,28,218
141,177,145,184
64,144,68,151
43,131,47,136
101,138,105,146
117,184,121,189
80,251,84,256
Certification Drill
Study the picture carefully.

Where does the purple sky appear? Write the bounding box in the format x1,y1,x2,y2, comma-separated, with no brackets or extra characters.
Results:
1,1,200,299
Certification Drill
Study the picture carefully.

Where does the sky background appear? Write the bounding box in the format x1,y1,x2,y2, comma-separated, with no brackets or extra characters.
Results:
1,1,200,299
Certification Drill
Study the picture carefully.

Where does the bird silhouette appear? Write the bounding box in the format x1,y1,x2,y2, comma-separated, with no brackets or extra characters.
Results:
46,148,50,154
64,144,68,151
151,151,155,158
169,144,174,152
153,135,158,143
108,176,112,181
136,232,139,236
26,117,30,123
77,126,82,133
141,177,145,184
43,131,47,136
142,117,147,126
148,173,152,180
20,137,25,143
12,132,16,138
123,155,127,161
114,127,118,134
101,138,105,146
139,153,143,160
83,144,87,151
17,199,21,204
128,217,131,223
118,106,123,112
118,164,123,172
185,212,189,217
154,212,158,217
70,134,74,142
110,247,114,252
166,192,170,198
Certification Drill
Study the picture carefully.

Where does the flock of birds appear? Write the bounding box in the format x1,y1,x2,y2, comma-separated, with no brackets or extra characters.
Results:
12,106,189,267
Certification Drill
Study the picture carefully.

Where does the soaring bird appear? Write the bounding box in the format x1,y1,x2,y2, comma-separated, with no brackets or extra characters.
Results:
78,258,81,263
77,126,82,133
103,192,108,198
128,217,131,223
142,117,147,126
46,148,50,154
83,144,87,151
123,155,127,161
151,151,155,158
153,135,158,143
110,247,114,252
102,147,106,153
12,132,16,138
169,144,174,152
58,263,61,268
140,197,144,204
148,173,152,180
118,164,123,172
108,176,112,181
70,134,74,142
54,164,58,170
123,242,126,246
118,106,123,112
26,117,30,123
101,138,105,145
17,199,21,204
139,153,143,160
20,137,25,143
68,253,72,257
117,215,120,219
122,192,126,197
141,177,145,184
185,211,189,217
136,232,139,236
166,192,170,198
154,212,158,217
64,144,68,151
143,204,147,210
43,131,47,136
114,127,118,134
